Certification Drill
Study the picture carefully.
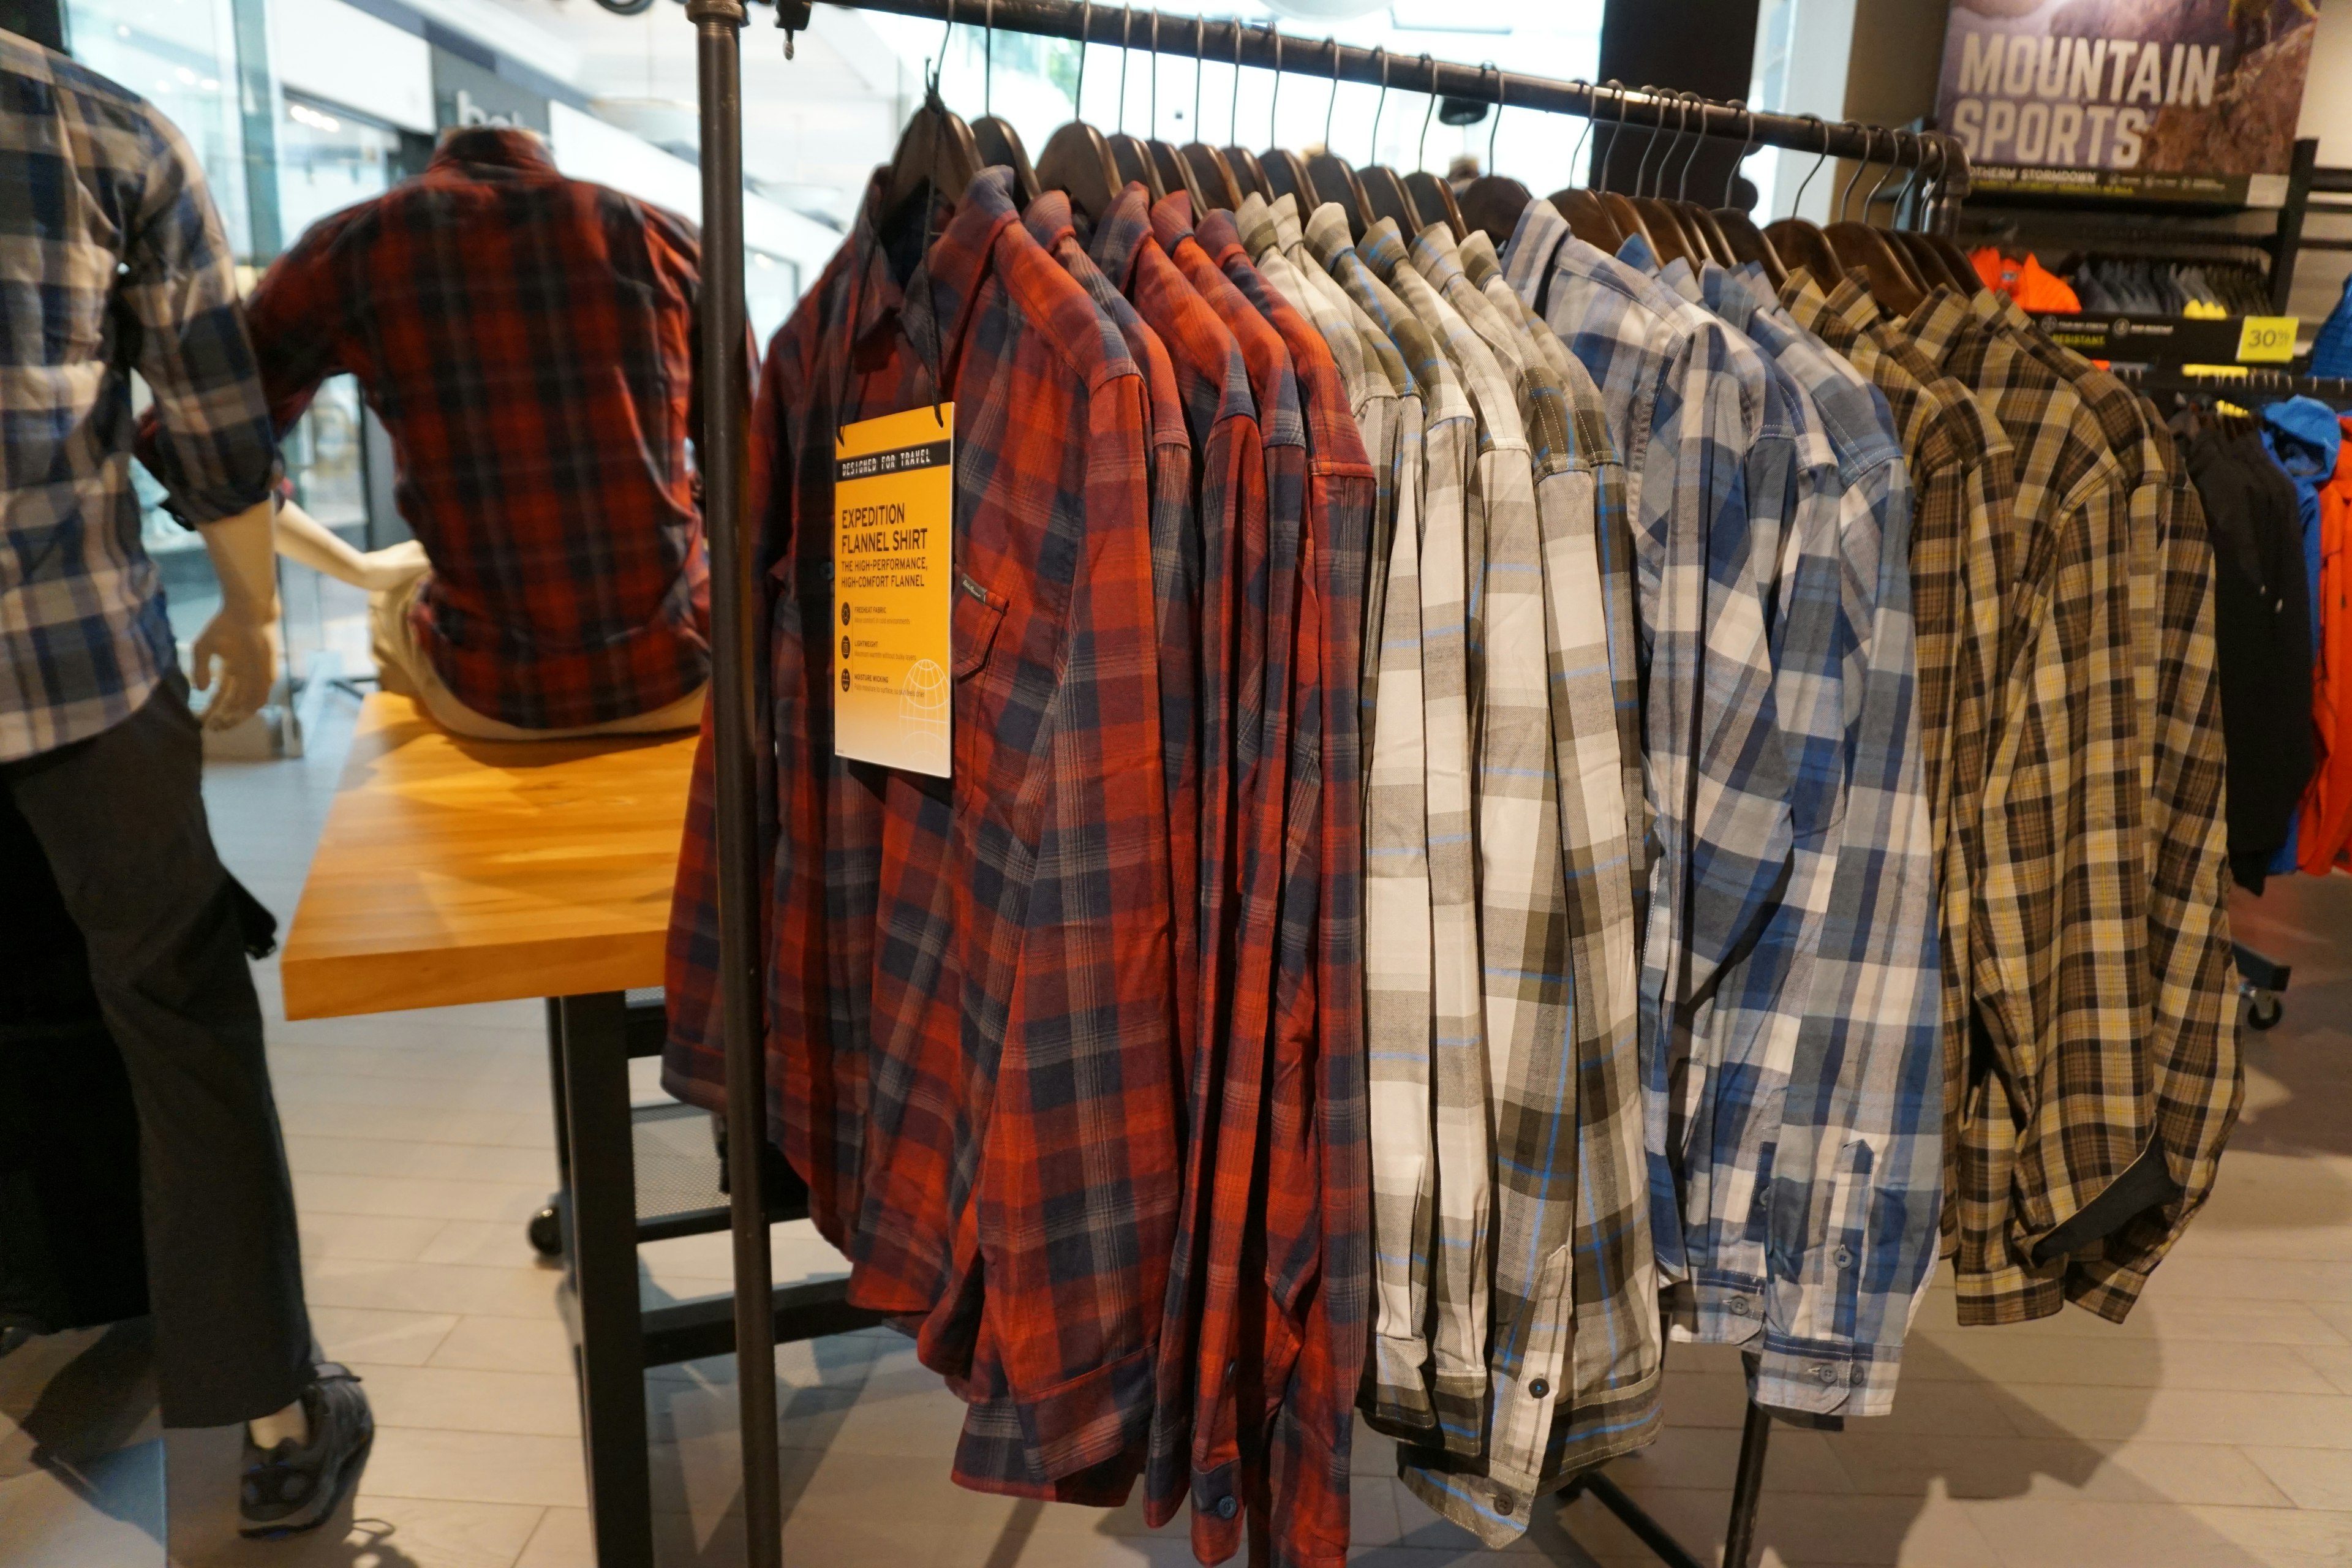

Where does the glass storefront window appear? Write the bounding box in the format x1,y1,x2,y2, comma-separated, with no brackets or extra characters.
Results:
66,0,252,262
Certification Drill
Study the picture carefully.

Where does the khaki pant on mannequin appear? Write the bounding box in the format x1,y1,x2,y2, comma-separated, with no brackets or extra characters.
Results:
277,502,706,740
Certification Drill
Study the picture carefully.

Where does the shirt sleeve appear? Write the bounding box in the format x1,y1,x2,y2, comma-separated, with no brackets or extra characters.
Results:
239,206,363,440
122,107,278,526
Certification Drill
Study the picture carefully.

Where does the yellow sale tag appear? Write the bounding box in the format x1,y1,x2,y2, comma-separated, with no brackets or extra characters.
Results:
833,404,954,777
2236,315,2298,363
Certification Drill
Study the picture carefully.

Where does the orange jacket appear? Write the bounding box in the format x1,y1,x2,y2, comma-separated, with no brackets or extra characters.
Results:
2301,416,2352,872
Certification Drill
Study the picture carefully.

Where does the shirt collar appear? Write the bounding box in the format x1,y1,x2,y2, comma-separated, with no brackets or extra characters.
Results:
1088,181,1158,292
1234,194,1280,262
428,126,558,178
899,167,1020,396
1022,187,1077,254
1270,194,1308,254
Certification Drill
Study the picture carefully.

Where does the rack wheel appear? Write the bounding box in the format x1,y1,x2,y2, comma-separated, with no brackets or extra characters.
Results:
2247,992,2284,1032
527,1205,564,1257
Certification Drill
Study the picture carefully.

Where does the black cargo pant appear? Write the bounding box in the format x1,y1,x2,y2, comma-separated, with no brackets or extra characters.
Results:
1,674,311,1427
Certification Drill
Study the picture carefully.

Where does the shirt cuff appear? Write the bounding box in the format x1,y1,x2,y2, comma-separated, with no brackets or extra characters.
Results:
1749,1332,1904,1420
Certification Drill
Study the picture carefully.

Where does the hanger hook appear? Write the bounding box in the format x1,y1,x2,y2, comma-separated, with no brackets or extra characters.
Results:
1325,36,1341,152
1676,91,1708,203
1193,13,1204,142
1867,127,1907,218
1231,16,1244,146
1724,99,1755,208
1837,121,1873,224
1790,112,1829,218
981,0,993,117
1632,85,1667,198
1649,88,1686,199
1074,0,1089,118
1149,8,1160,141
1117,4,1131,135
1596,79,1628,194
929,0,950,99
1418,53,1438,174
1569,81,1595,186
1369,46,1388,166
1487,62,1503,175
1272,24,1286,148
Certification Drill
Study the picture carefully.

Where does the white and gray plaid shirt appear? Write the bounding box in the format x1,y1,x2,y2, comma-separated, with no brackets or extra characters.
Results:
0,34,278,760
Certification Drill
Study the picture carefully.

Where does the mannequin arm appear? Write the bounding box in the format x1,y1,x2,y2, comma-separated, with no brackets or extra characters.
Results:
190,499,281,729
275,499,428,591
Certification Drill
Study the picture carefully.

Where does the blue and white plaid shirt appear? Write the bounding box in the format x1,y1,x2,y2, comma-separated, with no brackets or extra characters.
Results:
1506,205,1942,1421
0,33,278,761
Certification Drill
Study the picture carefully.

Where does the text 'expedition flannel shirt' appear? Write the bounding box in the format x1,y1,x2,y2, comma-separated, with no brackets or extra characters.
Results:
0,34,278,761
232,128,711,731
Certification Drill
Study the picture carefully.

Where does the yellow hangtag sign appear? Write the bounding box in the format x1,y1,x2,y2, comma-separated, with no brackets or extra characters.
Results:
2236,315,2298,363
833,404,954,778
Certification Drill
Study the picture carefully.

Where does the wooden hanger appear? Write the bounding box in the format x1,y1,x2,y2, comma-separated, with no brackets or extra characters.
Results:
883,96,984,226
1252,25,1318,217
1354,48,1425,236
1210,20,1265,199
1541,84,1622,250
1102,7,1164,202
1176,18,1242,209
1823,126,1925,310
1663,95,1737,264
967,2,1038,207
1457,64,1532,250
1137,10,1211,213
1033,1,1120,224
1296,37,1373,239
1762,114,1847,288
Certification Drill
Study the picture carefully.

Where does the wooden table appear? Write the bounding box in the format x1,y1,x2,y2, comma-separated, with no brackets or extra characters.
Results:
279,694,872,1568
279,693,694,1021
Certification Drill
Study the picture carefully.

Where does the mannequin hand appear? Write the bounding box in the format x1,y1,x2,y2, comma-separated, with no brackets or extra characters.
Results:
190,606,281,730
358,540,429,594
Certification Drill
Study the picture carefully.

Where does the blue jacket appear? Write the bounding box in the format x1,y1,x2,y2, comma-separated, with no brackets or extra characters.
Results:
2258,396,2340,873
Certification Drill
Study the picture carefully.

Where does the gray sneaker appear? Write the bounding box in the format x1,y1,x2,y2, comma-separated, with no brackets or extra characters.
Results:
238,1363,374,1539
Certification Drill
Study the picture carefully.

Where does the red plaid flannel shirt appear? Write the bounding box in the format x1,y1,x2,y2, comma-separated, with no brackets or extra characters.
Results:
233,128,710,729
1085,187,1271,1538
1197,206,1374,1568
666,167,1179,1494
1150,192,1311,1566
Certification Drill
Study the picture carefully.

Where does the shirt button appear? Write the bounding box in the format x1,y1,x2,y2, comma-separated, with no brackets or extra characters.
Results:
1814,1365,1840,1385
1493,1489,1516,1513
1528,1379,1550,1400
821,560,834,579
1834,1246,1854,1268
1727,1295,1752,1316
1215,1496,1238,1520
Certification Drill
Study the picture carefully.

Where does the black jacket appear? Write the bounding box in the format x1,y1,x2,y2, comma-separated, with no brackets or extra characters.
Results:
2187,428,2317,892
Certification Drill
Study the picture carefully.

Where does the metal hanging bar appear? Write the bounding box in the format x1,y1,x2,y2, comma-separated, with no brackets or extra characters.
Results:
686,1,786,1567
845,0,1969,227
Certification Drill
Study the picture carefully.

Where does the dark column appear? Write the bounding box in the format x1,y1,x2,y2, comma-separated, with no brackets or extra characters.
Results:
0,0,66,54
1592,0,1765,207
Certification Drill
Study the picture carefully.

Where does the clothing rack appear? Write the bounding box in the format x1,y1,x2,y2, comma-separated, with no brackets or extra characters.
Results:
680,5,1962,1567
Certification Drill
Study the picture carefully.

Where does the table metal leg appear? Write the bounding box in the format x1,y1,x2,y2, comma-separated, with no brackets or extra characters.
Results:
558,990,654,1568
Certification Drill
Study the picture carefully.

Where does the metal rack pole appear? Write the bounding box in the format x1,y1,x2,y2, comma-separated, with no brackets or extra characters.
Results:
840,0,1969,218
687,1,785,1565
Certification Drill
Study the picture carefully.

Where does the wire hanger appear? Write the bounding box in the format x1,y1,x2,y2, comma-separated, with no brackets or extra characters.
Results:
1259,24,1317,213
1762,111,1845,290
1221,18,1269,200
1140,9,1212,211
1305,35,1375,239
1103,4,1166,200
1403,53,1467,242
1545,80,1624,251
1178,15,1242,209
1356,47,1425,235
1034,0,1121,224
1709,99,1784,285
1899,137,1984,294
969,0,1040,207
1458,62,1531,246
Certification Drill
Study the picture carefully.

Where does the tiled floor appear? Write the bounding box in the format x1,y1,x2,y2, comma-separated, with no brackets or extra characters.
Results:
6,691,2352,1566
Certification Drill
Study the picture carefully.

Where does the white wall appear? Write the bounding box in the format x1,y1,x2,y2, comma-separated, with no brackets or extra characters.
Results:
271,0,434,132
